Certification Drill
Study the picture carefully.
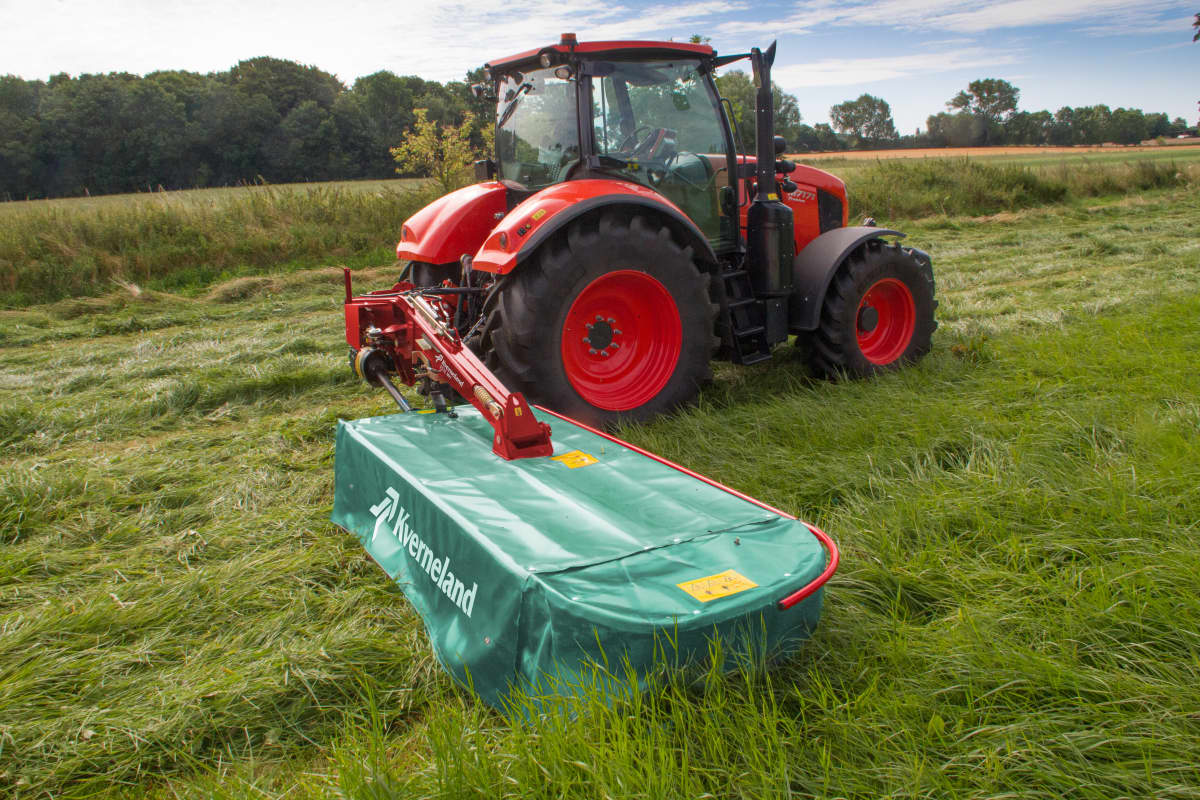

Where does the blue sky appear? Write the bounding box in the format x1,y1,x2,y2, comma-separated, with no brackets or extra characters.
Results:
2,0,1196,133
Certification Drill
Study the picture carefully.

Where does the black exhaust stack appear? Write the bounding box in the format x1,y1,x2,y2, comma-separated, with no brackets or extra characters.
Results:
746,42,795,305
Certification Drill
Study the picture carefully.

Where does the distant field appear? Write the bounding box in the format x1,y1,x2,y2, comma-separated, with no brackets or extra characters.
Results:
800,143,1200,160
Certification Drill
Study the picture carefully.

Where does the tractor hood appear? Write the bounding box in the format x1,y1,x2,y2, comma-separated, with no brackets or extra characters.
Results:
396,182,508,265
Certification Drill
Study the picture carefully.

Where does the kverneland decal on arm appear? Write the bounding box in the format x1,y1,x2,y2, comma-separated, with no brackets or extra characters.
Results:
369,487,478,617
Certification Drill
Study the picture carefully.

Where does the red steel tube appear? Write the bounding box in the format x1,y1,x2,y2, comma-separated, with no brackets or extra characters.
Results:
533,405,840,611
776,523,839,611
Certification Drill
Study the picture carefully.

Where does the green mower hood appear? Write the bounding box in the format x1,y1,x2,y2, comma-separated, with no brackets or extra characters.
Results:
331,407,831,710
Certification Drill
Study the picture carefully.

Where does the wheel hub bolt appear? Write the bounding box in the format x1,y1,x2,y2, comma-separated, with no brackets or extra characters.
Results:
588,348,598,354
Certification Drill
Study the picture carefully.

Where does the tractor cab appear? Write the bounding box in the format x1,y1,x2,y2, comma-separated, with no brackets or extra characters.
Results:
485,38,738,253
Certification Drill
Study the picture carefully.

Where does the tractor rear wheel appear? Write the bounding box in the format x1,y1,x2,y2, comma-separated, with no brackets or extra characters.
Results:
473,213,716,426
806,240,937,378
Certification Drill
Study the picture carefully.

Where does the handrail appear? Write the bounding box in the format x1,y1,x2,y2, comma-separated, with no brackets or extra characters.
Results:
776,523,839,611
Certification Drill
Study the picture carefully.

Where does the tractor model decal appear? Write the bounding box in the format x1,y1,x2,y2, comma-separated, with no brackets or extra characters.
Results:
370,487,478,617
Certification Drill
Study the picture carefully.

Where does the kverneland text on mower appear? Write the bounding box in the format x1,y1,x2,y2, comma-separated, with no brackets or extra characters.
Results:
332,35,934,709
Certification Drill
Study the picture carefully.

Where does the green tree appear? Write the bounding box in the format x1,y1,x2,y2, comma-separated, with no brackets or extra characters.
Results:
190,82,279,185
391,108,484,193
713,71,803,151
227,57,343,116
1004,110,1053,144
1109,108,1148,144
0,76,44,199
1074,105,1113,143
926,111,985,147
829,94,897,145
947,79,1019,144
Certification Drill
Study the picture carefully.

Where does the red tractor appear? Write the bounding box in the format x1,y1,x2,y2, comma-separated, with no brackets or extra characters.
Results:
376,35,936,426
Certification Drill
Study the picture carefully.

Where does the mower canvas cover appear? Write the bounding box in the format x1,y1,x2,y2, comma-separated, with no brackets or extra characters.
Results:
332,407,830,710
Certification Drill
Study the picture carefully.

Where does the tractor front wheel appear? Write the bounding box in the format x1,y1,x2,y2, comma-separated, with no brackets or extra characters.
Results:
806,240,937,378
473,213,716,426
408,261,458,286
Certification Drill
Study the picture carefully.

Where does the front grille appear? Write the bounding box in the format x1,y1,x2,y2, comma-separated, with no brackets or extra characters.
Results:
817,189,843,233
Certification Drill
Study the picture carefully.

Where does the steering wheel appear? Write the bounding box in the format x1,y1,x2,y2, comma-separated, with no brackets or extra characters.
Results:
616,125,653,153
617,126,675,161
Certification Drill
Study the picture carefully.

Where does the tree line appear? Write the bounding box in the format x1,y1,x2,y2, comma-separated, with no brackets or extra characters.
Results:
824,79,1193,151
1,56,1196,201
0,57,490,200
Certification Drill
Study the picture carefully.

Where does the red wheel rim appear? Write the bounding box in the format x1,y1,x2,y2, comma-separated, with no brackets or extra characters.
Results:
856,278,916,365
561,270,682,411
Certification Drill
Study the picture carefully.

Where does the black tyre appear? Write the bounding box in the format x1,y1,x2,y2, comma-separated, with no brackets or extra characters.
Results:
407,261,459,286
806,240,937,378
473,212,716,426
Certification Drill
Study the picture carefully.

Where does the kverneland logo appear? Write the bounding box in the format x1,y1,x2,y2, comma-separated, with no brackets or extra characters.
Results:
370,487,477,617
433,353,463,385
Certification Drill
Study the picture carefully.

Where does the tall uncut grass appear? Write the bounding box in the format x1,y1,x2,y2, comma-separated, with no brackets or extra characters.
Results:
849,156,1199,218
0,182,438,308
2,152,1199,308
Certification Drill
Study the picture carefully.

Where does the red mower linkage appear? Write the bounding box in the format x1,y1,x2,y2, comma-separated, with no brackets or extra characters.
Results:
343,269,552,460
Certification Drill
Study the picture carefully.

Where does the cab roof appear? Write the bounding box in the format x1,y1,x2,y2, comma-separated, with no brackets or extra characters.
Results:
485,37,715,74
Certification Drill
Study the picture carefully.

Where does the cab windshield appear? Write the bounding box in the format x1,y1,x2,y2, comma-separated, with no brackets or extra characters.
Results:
590,59,732,251
495,68,579,191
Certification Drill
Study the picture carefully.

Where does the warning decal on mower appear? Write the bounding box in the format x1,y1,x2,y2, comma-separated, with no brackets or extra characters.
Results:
677,570,758,602
551,449,598,469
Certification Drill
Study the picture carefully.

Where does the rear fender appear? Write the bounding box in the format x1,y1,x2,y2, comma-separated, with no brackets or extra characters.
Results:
396,182,507,264
472,179,718,274
788,226,905,332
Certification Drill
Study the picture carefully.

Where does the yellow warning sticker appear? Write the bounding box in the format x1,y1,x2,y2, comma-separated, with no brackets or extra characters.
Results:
551,449,598,469
677,570,758,602
531,208,547,221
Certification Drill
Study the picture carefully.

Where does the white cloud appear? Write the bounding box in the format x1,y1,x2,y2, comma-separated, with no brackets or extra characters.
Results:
771,48,1018,88
0,0,744,83
715,0,1187,38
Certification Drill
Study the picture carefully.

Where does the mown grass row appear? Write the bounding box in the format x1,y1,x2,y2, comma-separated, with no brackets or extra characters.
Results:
1,187,1198,797
3,153,1199,309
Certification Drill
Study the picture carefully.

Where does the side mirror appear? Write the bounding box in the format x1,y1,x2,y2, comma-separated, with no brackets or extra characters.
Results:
474,159,497,181
774,135,787,156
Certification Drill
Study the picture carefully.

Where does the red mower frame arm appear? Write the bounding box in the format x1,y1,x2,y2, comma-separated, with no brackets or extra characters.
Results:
343,269,553,460
535,405,840,610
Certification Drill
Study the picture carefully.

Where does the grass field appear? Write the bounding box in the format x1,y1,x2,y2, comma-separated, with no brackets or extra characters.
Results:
2,154,1200,798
